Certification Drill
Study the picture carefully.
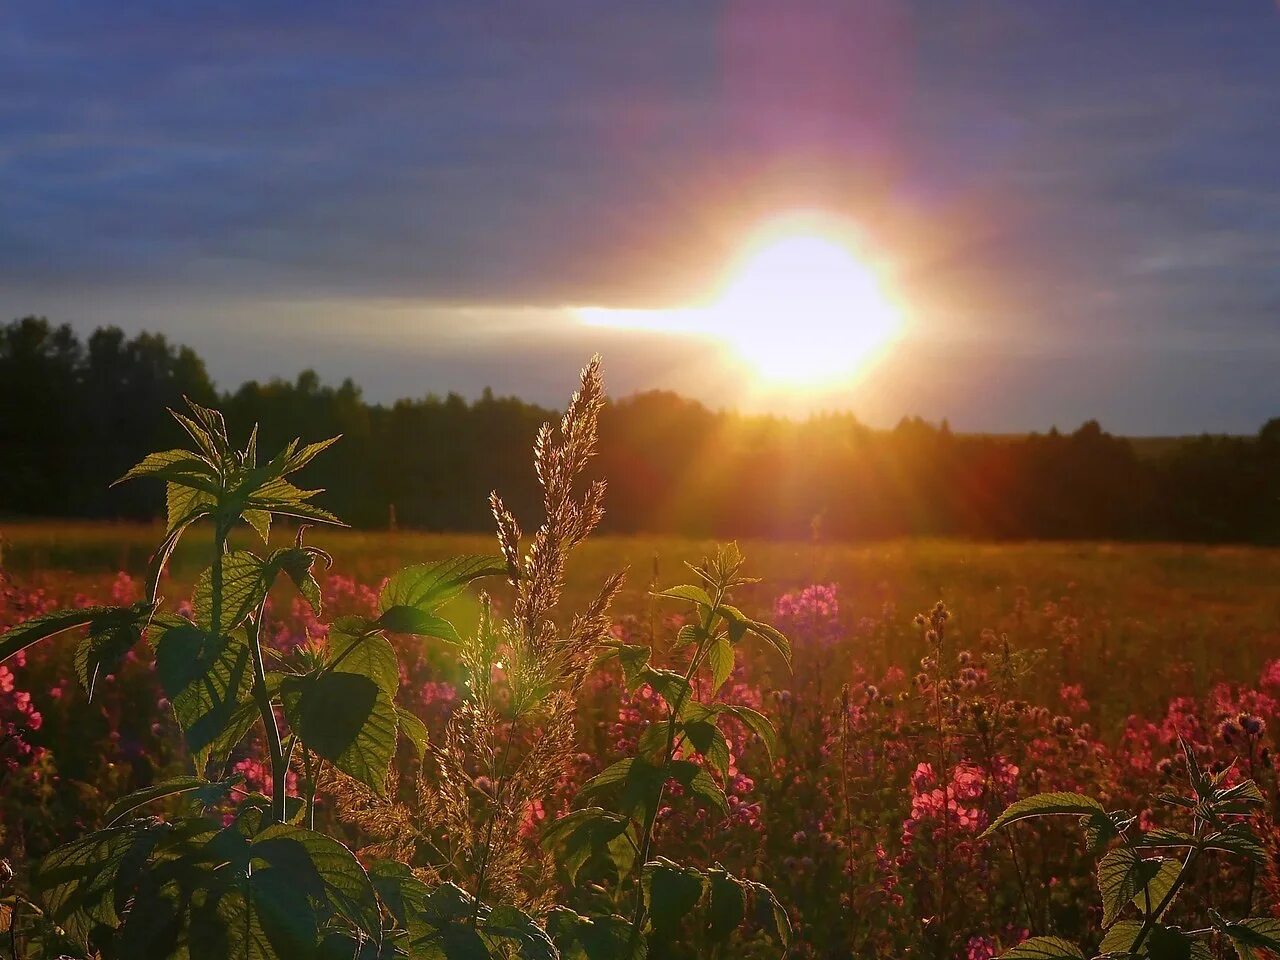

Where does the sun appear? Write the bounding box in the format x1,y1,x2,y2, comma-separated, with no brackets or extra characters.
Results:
577,216,903,388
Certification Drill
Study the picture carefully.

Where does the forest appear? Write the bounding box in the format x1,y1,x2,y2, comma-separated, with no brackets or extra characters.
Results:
3,316,1278,542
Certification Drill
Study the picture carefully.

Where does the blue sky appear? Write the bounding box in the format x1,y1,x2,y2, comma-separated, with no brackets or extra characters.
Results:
3,1,1279,432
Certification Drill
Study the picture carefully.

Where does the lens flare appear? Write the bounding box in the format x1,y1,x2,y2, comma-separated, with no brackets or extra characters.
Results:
577,216,902,387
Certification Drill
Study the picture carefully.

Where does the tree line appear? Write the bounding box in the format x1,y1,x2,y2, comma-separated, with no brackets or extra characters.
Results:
2,316,1277,542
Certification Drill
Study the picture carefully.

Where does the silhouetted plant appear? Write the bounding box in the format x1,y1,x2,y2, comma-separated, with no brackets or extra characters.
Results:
0,359,793,959
985,737,1274,959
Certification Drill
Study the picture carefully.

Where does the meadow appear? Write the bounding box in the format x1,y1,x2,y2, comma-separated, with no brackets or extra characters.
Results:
5,511,1280,957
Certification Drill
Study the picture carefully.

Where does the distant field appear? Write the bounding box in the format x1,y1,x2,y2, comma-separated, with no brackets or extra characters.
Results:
4,521,1279,721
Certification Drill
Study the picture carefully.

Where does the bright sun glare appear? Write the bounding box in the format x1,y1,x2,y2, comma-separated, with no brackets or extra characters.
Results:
577,217,902,387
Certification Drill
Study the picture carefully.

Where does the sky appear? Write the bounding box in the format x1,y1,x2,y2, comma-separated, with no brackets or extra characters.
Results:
3,1,1279,434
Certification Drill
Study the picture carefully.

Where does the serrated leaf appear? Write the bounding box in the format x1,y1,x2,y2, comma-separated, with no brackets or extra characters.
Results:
395,706,430,759
73,603,154,701
1204,826,1269,864
706,868,746,940
251,823,382,942
680,713,730,782
280,436,341,475
379,556,506,614
485,904,558,960
104,776,238,825
1099,920,1145,955
376,606,462,642
0,606,112,664
116,448,218,486
281,672,397,794
326,617,399,697
244,509,272,545
194,551,268,635
1098,848,1163,926
718,704,778,761
644,859,704,936
268,546,326,616
168,481,217,534
670,759,729,814
982,792,1106,838
748,881,792,950
1000,936,1085,959
707,636,734,694
641,667,693,711
155,623,256,772
1223,917,1280,960
654,584,715,607
542,808,633,884
546,908,644,960
33,820,164,947
598,642,651,689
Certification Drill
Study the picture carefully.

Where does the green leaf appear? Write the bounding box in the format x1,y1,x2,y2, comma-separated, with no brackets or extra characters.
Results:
718,606,792,668
1203,826,1269,864
546,908,644,960
579,758,666,822
251,823,382,942
0,606,114,665
268,546,328,616
485,904,558,960
653,584,714,608
367,860,432,928
395,706,430,759
116,447,218,486
244,509,272,545
680,712,730,783
1000,936,1085,959
670,759,729,814
282,672,398,793
981,792,1106,838
598,642,651,689
194,551,270,634
168,480,217,534
379,556,507,614
377,606,462,642
718,704,778,762
1142,858,1183,918
155,622,256,771
541,807,633,884
104,775,239,824
280,436,341,475
706,868,746,940
748,880,791,951
1222,917,1280,960
326,617,400,697
644,859,705,936
641,667,693,711
1099,920,1144,955
1098,847,1164,926
33,820,164,947
706,636,734,694
72,602,155,701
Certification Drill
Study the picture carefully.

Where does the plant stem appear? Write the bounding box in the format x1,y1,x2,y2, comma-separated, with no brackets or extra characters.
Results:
248,590,288,823
8,896,20,960
471,720,517,924
1129,828,1202,955
627,590,722,945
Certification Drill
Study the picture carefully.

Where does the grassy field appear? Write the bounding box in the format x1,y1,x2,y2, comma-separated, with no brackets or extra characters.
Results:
4,521,1279,722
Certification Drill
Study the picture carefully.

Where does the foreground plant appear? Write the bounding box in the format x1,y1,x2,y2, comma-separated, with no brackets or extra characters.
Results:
986,737,1274,960
541,542,793,957
0,359,794,959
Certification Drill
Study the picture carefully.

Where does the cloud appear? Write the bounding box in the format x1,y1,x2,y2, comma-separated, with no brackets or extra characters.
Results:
1,1,1278,430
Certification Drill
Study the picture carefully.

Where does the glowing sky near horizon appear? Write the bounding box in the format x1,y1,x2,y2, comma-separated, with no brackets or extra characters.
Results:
3,1,1280,432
